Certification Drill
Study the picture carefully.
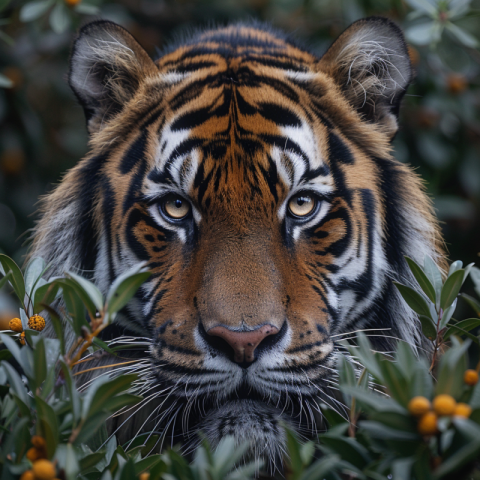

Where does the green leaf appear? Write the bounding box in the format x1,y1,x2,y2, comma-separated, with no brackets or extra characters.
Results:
405,21,438,45
359,420,418,441
446,22,479,48
340,385,405,414
394,282,433,318
0,73,13,88
470,267,480,298
42,304,65,354
440,269,465,310
378,360,410,408
0,254,26,308
442,323,479,344
0,333,33,379
0,270,12,290
405,256,436,303
433,420,480,477
34,281,60,314
49,1,70,34
419,315,437,339
444,318,480,341
106,263,150,318
439,298,458,330
24,257,46,297
59,360,81,423
460,293,480,317
36,396,59,458
57,281,89,335
79,452,106,473
404,0,437,15
134,455,164,475
66,272,103,315
319,434,370,469
13,417,31,461
74,412,111,445
33,337,47,390
101,394,142,413
65,444,80,480
436,338,469,396
300,454,342,480
19,0,52,22
392,457,414,480
75,2,100,14
448,260,463,277
83,374,138,418
424,255,443,308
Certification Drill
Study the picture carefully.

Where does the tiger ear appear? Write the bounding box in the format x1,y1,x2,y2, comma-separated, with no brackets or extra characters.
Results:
69,20,157,134
318,17,413,138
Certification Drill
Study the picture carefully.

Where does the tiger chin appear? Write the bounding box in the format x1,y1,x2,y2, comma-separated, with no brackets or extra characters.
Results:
31,16,446,475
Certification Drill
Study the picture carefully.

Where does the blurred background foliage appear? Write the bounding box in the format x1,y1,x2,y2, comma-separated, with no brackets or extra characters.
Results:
0,0,478,272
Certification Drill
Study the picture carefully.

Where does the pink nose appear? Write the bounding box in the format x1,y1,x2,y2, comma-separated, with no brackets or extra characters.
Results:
207,325,279,363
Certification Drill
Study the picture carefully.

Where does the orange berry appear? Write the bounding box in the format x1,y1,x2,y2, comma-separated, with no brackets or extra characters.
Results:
418,411,438,435
20,331,26,345
31,436,46,449
453,403,472,418
408,396,431,417
65,0,81,5
20,471,35,480
464,369,479,386
26,448,40,462
0,148,25,176
447,74,468,94
9,317,23,333
433,394,456,416
139,474,150,480
32,460,56,480
28,315,46,332
408,45,420,66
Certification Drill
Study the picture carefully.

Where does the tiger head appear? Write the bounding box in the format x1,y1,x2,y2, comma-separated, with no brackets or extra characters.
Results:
32,17,444,470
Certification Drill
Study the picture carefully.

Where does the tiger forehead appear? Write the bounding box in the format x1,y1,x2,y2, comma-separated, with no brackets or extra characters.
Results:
146,83,333,204
156,24,317,73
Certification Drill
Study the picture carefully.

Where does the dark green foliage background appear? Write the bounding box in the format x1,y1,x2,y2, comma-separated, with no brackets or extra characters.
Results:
0,0,479,265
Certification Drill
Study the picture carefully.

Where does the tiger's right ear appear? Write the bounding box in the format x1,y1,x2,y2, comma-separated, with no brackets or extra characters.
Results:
69,20,157,134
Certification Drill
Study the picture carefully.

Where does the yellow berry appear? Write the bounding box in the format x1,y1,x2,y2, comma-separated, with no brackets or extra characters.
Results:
9,317,23,333
31,436,46,449
433,394,457,416
418,411,438,435
26,448,41,462
20,331,26,345
20,471,35,480
453,403,472,418
28,315,46,332
408,396,431,417
32,460,56,480
464,369,479,386
139,474,150,480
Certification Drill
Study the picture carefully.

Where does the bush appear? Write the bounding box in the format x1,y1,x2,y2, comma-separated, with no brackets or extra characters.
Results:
1,254,480,479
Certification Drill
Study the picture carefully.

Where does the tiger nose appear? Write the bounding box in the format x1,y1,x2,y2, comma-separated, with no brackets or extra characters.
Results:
207,325,280,364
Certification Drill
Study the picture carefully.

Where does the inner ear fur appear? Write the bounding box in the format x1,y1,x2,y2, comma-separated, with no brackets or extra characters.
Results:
319,16,413,138
69,20,157,134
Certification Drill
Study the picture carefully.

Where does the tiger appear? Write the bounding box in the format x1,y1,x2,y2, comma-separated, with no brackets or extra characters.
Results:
31,16,445,473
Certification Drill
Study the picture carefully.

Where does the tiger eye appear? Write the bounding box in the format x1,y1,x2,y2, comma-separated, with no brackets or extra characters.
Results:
288,193,316,217
162,194,191,220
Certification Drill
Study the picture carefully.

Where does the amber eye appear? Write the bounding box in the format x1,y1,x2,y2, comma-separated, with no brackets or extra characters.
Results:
161,194,191,220
288,193,316,218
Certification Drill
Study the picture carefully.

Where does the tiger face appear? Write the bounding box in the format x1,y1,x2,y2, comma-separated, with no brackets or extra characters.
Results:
32,17,444,469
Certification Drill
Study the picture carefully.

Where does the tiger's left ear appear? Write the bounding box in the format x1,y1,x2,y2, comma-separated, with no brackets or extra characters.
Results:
318,17,413,139
69,20,158,134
